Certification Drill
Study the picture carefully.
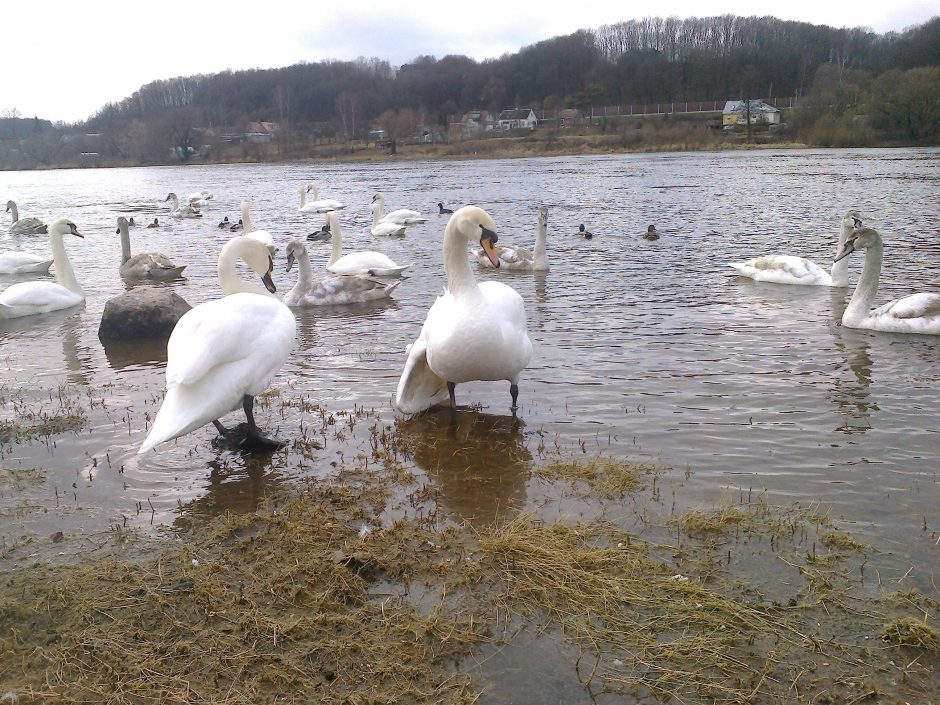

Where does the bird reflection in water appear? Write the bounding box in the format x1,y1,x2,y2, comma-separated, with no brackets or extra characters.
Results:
397,409,531,527
829,290,875,432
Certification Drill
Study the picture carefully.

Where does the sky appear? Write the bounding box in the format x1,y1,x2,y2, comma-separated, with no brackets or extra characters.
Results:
2,0,936,124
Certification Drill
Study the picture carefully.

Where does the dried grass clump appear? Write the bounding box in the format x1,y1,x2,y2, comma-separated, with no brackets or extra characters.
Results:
881,618,940,651
821,530,867,551
675,505,750,535
535,457,659,498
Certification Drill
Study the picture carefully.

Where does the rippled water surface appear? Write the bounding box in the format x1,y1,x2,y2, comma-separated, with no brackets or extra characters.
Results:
2,148,938,590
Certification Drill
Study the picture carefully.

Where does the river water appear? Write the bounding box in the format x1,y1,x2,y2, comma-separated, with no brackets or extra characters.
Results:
1,148,938,625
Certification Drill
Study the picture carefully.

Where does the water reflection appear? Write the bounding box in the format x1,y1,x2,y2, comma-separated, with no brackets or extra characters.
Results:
829,328,876,432
101,337,169,371
61,320,92,385
398,410,531,526
176,453,289,524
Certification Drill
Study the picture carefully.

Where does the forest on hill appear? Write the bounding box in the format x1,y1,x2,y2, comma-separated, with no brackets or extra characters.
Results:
1,14,938,169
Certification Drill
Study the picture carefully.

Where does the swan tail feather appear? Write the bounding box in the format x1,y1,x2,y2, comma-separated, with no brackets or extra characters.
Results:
394,339,449,414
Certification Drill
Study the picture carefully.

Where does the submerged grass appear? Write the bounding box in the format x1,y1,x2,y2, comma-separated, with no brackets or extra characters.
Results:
534,456,659,498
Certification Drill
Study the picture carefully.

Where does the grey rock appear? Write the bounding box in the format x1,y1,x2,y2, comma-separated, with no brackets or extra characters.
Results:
98,288,191,341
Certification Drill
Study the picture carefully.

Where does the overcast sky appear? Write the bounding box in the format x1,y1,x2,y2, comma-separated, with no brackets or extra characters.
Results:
2,0,936,123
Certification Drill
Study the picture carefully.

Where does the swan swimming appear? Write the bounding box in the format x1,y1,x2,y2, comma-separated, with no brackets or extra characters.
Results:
324,211,411,277
240,201,277,255
474,206,549,271
116,216,186,279
165,193,202,219
300,183,345,213
138,236,296,453
188,190,213,208
729,211,861,286
370,201,407,237
371,192,427,225
833,226,940,335
284,239,400,306
0,218,84,319
395,206,533,414
0,250,53,274
5,201,47,235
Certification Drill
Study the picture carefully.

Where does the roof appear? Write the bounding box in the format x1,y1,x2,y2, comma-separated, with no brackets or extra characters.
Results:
498,108,535,121
722,100,779,114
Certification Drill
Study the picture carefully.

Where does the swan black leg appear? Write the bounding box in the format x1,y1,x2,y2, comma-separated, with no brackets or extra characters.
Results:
242,395,287,450
447,382,457,410
510,383,519,415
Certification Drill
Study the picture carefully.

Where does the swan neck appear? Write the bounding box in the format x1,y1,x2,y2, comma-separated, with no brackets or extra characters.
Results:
443,223,482,300
844,240,882,324
328,215,342,266
50,232,82,294
119,226,132,265
829,219,852,286
241,204,254,233
533,218,548,269
218,240,272,297
299,187,307,208
287,247,312,302
9,203,18,223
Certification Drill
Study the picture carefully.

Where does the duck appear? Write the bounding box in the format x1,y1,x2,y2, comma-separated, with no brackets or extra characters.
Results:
577,224,593,240
147,218,160,229
217,216,231,229
642,225,660,240
394,206,532,414
165,193,202,219
240,202,277,255
438,203,454,215
729,211,860,286
324,211,411,277
300,183,345,213
116,216,186,280
0,250,53,275
371,202,407,237
307,224,331,242
230,219,244,232
0,218,84,319
5,201,47,235
284,239,400,306
138,236,296,454
128,217,137,227
474,206,549,271
833,226,940,335
371,192,427,225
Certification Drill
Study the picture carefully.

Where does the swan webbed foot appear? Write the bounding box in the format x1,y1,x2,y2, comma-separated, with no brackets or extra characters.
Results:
211,421,286,452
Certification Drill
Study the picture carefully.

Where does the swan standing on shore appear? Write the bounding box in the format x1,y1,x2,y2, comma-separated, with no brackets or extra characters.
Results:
138,237,296,453
5,201,47,235
0,219,84,319
729,211,861,286
324,212,411,277
395,206,532,414
240,201,277,255
165,193,202,219
474,206,549,271
833,226,940,335
371,192,427,225
284,239,400,306
116,216,186,279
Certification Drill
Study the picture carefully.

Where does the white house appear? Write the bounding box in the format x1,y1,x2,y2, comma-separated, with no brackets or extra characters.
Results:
497,108,537,131
722,101,781,127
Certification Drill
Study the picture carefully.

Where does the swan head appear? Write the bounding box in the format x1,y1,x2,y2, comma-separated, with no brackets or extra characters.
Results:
842,211,863,231
226,236,278,293
834,226,881,262
116,216,130,235
50,218,84,239
371,192,385,205
452,205,500,267
285,239,307,272
538,206,549,228
165,192,178,203
5,200,14,213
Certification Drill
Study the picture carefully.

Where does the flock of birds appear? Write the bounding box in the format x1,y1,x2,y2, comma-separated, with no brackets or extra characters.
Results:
1,187,939,457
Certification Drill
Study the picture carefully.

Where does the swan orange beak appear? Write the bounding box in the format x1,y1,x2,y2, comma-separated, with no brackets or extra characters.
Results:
480,226,500,268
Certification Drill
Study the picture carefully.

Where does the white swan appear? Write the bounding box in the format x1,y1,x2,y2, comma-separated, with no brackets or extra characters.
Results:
474,206,549,271
165,193,202,219
5,201,47,235
284,239,400,306
0,218,84,319
116,216,186,280
138,236,296,453
300,183,345,213
729,211,860,286
371,201,407,237
833,226,940,335
240,201,277,255
371,192,427,225
394,206,533,414
188,189,213,207
0,250,53,274
323,211,411,277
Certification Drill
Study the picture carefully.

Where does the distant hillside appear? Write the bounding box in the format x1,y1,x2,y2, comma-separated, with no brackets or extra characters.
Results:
1,14,937,169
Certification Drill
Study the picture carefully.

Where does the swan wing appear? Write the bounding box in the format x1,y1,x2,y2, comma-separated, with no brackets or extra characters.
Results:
305,274,400,305
327,251,410,277
140,294,295,452
729,255,831,285
0,281,83,318
381,209,427,225
394,296,453,413
0,251,53,274
871,293,940,321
